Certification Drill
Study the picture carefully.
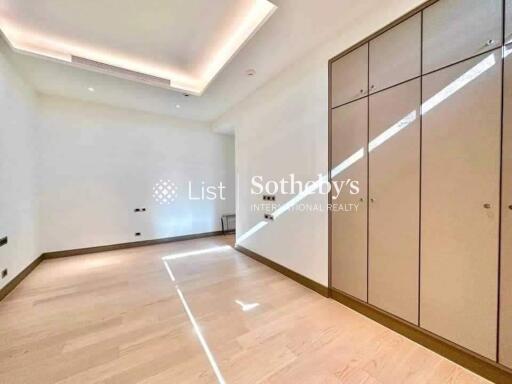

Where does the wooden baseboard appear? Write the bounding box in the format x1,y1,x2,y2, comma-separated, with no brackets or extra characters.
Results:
330,288,512,384
0,255,43,301
235,244,329,297
0,230,225,301
42,230,224,259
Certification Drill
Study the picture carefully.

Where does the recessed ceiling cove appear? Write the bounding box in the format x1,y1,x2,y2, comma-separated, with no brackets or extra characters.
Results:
0,0,277,95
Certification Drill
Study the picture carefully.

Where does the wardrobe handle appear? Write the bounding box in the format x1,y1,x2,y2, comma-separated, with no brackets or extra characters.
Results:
483,203,491,209
359,198,364,202
370,198,375,203
508,205,512,210
477,39,497,53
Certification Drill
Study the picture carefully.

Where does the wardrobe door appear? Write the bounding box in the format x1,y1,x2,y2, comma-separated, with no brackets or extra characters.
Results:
500,44,512,369
368,79,420,324
507,0,512,44
331,44,368,108
421,50,502,360
331,98,368,301
369,13,421,94
422,0,502,74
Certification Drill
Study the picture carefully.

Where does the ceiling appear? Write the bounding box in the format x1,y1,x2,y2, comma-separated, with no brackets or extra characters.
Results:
0,0,407,123
0,0,276,94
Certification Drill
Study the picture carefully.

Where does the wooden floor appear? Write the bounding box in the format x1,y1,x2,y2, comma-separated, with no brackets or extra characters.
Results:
0,235,490,384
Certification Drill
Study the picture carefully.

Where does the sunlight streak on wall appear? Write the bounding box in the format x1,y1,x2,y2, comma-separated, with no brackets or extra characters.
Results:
421,53,496,115
331,148,365,177
235,51,500,245
505,45,512,58
236,220,268,243
272,174,328,219
368,111,417,152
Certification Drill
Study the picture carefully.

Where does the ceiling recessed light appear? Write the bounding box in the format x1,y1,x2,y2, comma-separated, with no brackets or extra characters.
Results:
88,87,95,92
246,69,256,77
175,104,181,109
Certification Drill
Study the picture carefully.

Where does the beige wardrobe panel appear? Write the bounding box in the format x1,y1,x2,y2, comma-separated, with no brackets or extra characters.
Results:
331,98,368,301
422,0,502,74
331,44,368,108
368,79,420,324
421,50,502,360
500,45,512,368
507,0,512,44
369,13,421,94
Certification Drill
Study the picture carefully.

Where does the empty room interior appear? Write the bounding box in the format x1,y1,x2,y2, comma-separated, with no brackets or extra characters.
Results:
1,0,512,383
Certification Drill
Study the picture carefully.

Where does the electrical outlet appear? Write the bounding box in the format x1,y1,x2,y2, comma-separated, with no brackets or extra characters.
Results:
1,269,7,279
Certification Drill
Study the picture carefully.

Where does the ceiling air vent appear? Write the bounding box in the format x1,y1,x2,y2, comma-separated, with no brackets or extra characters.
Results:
71,56,171,88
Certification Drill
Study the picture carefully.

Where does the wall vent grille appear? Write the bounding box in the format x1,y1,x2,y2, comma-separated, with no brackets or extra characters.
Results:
71,56,171,87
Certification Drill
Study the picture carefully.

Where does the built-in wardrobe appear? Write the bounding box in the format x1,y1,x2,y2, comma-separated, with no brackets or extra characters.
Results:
329,0,512,377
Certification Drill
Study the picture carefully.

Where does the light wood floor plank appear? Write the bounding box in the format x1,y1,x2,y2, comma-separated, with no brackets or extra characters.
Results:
0,235,490,383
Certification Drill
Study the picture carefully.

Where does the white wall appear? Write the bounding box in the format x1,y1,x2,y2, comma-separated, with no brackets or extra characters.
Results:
0,43,40,289
0,40,236,281
213,0,425,286
38,96,235,253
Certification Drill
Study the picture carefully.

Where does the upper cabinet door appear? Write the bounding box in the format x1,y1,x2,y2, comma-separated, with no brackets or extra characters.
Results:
331,44,368,107
421,50,502,360
507,0,512,44
369,13,421,93
422,0,502,74
500,45,512,369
